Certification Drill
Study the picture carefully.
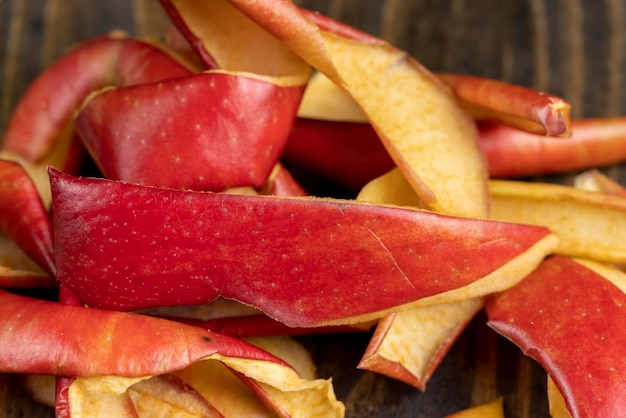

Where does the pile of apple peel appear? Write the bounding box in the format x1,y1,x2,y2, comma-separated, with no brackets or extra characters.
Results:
2,0,626,417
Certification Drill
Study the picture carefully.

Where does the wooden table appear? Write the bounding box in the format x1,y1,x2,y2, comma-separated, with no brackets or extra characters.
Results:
1,1,624,417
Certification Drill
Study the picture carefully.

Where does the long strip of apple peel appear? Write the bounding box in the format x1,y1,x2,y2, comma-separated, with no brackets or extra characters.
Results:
216,0,488,217
480,118,626,178
314,29,488,217
0,288,293,378
51,169,555,327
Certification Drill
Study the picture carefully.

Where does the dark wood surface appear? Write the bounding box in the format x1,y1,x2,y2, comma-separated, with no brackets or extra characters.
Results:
1,1,624,417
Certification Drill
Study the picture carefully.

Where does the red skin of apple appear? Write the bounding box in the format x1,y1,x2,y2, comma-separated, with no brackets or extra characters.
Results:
1,33,194,163
74,72,305,191
480,118,626,178
50,168,552,327
283,117,395,192
486,256,626,418
0,159,55,276
0,288,288,378
436,73,571,137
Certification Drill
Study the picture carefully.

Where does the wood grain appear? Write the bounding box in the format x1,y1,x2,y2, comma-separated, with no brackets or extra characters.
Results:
1,1,624,417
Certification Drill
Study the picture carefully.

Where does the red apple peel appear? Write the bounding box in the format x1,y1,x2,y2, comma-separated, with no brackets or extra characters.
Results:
486,256,626,418
50,168,556,327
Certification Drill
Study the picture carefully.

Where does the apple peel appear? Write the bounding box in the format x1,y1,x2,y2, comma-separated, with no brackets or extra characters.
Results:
51,168,556,327
0,287,343,416
490,179,626,263
437,73,571,137
480,117,626,178
1,33,198,208
486,256,626,418
0,159,55,275
574,168,626,197
0,235,54,288
75,70,306,191
0,288,290,377
359,298,483,390
160,0,312,79
127,374,223,417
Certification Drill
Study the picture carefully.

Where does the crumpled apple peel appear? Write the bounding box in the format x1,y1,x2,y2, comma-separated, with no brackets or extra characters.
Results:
126,374,223,417
173,335,322,417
